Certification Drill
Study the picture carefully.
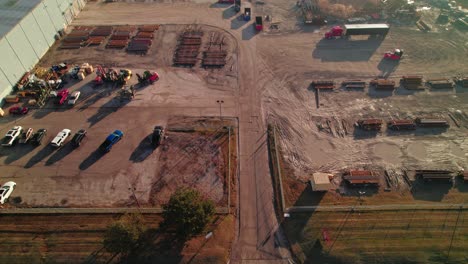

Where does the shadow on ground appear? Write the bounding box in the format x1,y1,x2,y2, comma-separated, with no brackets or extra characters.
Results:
79,150,105,170
87,97,130,127
129,135,154,163
24,145,56,168
312,37,383,62
411,178,452,202
45,142,75,166
2,143,35,165
231,15,248,30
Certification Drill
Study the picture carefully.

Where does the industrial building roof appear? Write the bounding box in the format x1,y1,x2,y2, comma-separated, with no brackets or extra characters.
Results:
0,0,42,39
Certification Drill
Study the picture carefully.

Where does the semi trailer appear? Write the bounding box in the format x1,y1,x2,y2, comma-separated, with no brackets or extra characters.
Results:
325,24,389,39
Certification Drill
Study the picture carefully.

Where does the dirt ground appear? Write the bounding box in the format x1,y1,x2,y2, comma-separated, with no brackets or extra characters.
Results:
0,24,238,208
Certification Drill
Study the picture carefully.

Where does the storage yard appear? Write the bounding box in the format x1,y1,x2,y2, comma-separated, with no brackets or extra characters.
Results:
0,0,467,263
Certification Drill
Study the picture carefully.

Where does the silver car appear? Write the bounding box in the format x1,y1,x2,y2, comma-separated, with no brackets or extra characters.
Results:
51,129,71,147
0,181,16,204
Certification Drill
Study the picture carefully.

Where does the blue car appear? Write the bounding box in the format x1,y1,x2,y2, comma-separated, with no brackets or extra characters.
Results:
99,130,123,152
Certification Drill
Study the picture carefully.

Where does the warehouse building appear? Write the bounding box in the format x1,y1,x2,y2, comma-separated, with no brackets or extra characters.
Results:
0,0,86,104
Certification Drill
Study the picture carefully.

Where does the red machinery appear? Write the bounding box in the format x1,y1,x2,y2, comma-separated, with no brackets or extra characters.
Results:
384,49,403,60
255,16,263,31
55,89,69,105
324,26,344,39
93,65,105,86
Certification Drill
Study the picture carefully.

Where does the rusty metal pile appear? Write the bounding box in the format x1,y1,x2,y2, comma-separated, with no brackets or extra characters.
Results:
401,75,424,89
59,27,92,49
427,78,454,89
127,25,159,54
311,80,335,90
370,79,396,90
106,26,134,49
174,31,203,67
202,32,227,67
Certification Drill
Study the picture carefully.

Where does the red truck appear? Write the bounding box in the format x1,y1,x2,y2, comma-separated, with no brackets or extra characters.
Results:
255,16,263,31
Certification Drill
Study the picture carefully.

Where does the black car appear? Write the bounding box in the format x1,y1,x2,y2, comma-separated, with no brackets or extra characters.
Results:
151,126,164,148
71,129,87,147
30,129,47,146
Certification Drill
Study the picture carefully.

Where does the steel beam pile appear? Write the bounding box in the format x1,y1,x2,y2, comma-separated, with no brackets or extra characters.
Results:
173,32,203,67
401,75,424,89
311,80,335,90
342,80,366,89
427,79,454,89
127,25,159,54
60,29,91,49
371,79,395,90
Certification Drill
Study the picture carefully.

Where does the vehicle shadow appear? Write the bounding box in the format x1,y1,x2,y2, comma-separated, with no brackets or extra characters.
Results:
129,135,154,163
313,37,383,62
353,128,380,140
231,15,248,30
45,142,75,166
78,89,113,112
24,145,56,168
222,5,236,20
87,98,129,127
3,144,35,165
377,58,399,78
242,23,256,40
79,150,105,171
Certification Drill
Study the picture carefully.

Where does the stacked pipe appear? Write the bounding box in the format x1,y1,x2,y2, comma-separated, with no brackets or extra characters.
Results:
401,75,424,89
371,79,395,90
127,25,158,54
60,29,90,49
202,50,227,67
311,80,335,90
427,79,454,89
173,32,203,67
342,79,366,89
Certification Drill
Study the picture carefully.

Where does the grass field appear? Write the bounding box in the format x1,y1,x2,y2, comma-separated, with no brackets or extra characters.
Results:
285,210,468,264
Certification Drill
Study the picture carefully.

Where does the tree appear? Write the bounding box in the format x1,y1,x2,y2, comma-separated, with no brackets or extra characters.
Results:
103,213,146,255
162,188,215,238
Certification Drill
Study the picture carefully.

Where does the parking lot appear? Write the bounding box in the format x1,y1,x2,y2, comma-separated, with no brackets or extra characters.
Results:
0,64,237,207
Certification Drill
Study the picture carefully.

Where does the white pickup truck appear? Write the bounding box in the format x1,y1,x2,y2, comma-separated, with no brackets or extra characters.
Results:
1,126,23,147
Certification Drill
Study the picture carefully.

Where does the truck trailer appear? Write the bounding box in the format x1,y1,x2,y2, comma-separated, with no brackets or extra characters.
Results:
325,24,389,39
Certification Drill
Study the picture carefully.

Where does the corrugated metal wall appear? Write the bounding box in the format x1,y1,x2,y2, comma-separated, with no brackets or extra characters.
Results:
0,0,86,104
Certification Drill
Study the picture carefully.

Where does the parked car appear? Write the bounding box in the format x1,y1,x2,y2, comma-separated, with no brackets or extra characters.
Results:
9,106,29,115
68,91,81,105
30,128,47,146
99,130,123,152
51,129,71,147
71,129,87,147
18,128,34,144
0,181,16,204
151,126,164,148
1,126,23,147
54,89,69,105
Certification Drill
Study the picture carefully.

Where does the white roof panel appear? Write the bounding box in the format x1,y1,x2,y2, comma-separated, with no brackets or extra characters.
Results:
0,0,42,39
345,24,390,30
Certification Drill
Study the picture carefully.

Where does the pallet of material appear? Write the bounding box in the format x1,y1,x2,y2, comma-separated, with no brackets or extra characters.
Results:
415,118,449,127
59,43,82,49
183,32,203,38
138,25,160,32
371,79,395,89
427,79,454,89
202,59,226,66
106,40,128,48
176,50,199,57
204,51,227,58
387,119,416,130
127,45,149,53
357,119,383,131
401,76,424,89
135,32,154,39
90,26,113,36
174,58,197,66
342,80,366,86
181,38,202,45
68,30,90,37
415,170,452,180
87,36,106,46
311,80,335,90
130,39,152,46
176,45,200,51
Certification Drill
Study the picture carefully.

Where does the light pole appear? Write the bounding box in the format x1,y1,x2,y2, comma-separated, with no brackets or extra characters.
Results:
216,100,224,121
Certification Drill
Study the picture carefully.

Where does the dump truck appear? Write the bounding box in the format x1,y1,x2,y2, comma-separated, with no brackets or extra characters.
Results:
255,16,263,31
244,7,251,21
234,0,241,12
325,24,389,39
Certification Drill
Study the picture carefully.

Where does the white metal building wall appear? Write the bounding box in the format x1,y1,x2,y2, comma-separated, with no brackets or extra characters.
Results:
0,0,86,104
